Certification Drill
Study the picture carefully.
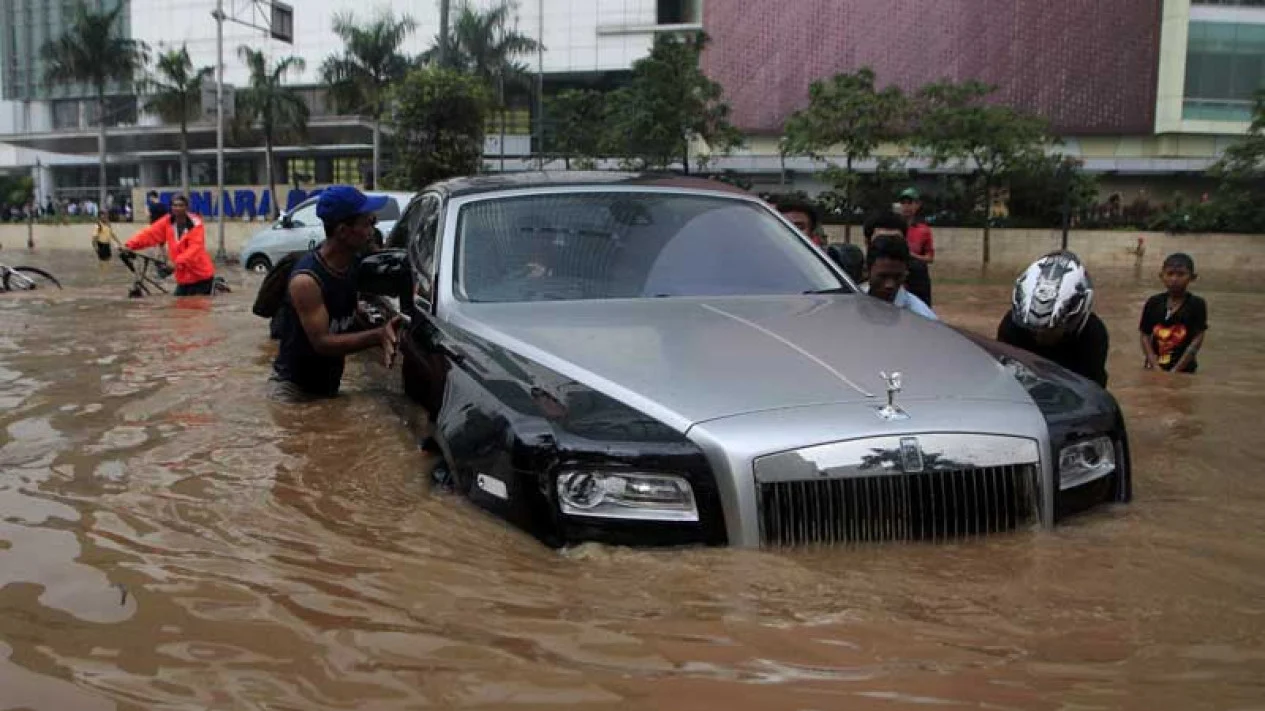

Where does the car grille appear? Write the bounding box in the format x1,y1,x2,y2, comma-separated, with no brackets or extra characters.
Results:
757,465,1039,546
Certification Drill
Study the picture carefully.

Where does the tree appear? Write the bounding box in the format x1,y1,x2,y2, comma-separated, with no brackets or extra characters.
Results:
912,81,1048,263
1206,90,1265,233
237,47,309,219
442,1,540,85
425,1,541,170
321,10,417,188
41,2,148,208
386,66,491,189
605,32,742,173
142,46,213,195
782,68,906,242
1005,153,1098,230
544,89,606,169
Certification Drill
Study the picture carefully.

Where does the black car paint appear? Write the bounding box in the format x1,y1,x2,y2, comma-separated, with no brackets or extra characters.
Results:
401,316,727,547
956,328,1134,511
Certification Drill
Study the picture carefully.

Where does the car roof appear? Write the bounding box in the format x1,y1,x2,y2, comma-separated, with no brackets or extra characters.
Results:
289,190,415,212
424,171,754,199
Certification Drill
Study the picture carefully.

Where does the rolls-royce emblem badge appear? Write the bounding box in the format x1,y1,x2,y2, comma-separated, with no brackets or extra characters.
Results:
876,371,910,421
899,437,925,473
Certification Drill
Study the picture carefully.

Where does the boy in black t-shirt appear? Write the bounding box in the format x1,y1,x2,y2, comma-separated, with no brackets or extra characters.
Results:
1139,253,1208,373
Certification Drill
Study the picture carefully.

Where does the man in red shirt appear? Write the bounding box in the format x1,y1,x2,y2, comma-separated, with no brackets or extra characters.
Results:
124,194,217,295
897,187,934,306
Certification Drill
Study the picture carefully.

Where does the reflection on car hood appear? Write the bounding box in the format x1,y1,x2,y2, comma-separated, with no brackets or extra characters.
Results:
451,295,1034,431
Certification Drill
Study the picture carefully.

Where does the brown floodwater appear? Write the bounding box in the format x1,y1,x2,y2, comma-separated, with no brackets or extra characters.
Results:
2,252,1264,711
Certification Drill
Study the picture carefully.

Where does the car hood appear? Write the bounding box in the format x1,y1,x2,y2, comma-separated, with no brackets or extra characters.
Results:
450,295,1034,431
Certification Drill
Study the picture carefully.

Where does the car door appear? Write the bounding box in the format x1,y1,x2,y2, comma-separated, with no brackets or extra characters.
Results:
398,193,453,417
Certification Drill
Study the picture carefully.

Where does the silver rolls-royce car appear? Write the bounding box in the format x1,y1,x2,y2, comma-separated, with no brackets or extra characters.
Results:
358,173,1131,548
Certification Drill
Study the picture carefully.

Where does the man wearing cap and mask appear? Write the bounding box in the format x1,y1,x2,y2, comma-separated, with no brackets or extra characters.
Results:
268,185,401,401
896,187,934,306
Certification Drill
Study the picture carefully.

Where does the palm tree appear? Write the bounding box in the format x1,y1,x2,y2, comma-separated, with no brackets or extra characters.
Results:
142,46,213,195
236,47,308,219
428,1,540,170
448,1,539,83
321,10,416,188
41,2,148,209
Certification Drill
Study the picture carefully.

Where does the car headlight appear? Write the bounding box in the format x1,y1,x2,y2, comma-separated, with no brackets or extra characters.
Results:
1058,436,1116,490
556,471,698,523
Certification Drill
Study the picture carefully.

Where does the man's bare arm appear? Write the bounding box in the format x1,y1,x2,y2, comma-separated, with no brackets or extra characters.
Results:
289,274,391,357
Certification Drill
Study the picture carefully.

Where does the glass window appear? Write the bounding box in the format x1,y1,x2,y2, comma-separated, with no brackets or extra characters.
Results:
455,192,847,303
410,194,442,302
1183,21,1265,121
287,158,315,184
387,197,422,250
287,199,319,227
52,100,80,130
332,157,361,184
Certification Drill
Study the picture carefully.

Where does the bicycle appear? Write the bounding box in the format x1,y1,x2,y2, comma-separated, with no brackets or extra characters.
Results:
117,248,173,298
0,261,62,291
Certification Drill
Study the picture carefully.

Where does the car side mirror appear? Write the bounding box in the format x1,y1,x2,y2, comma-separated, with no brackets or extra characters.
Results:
279,215,293,229
356,249,413,299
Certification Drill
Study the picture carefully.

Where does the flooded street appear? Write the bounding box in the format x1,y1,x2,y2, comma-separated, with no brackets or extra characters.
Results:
2,253,1264,711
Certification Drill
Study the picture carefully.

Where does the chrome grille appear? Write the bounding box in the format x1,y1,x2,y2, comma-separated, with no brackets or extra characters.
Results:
757,465,1039,546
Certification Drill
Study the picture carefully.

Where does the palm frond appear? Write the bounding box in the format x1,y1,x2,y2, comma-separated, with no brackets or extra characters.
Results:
41,3,147,93
321,10,417,117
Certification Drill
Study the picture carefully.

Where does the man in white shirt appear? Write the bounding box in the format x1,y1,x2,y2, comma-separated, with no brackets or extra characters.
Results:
862,233,938,320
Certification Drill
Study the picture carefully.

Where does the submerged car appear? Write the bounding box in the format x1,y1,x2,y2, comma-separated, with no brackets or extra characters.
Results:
358,173,1131,548
239,190,414,272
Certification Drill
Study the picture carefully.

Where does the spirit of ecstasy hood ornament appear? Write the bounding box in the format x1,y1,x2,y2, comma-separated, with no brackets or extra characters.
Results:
876,371,909,421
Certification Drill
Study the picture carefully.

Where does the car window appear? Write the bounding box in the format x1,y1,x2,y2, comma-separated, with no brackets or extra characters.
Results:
410,193,442,302
386,198,421,250
455,192,848,303
287,199,318,228
375,197,401,222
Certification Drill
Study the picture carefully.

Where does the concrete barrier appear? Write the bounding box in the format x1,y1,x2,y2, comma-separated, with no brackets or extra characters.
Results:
5,220,1263,276
824,225,1265,274
0,221,263,259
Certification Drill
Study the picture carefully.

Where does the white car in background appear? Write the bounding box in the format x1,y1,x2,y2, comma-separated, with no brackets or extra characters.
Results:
239,191,416,272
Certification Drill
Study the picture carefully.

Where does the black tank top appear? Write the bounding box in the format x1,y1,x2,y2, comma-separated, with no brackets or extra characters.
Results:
272,251,358,396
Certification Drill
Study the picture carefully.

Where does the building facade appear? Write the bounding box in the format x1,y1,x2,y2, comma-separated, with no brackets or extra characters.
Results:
702,0,1262,195
0,0,1257,212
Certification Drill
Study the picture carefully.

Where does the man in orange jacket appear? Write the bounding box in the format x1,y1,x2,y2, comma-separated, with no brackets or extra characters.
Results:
124,194,217,295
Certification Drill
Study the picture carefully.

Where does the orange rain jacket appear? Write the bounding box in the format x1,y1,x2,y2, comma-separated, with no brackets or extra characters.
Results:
125,213,215,285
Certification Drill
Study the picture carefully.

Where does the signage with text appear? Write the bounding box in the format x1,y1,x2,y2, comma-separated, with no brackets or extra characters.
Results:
131,186,330,220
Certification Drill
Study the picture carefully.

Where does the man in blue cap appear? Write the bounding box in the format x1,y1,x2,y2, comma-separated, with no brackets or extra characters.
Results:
268,185,401,401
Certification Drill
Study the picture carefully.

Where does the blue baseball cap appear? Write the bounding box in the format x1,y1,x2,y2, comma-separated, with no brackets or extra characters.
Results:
315,185,389,225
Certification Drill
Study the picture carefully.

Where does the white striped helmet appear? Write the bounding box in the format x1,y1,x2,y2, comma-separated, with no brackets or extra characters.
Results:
1011,251,1094,333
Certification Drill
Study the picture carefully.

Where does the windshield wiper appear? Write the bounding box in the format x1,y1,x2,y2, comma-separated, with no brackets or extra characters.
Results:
803,287,852,294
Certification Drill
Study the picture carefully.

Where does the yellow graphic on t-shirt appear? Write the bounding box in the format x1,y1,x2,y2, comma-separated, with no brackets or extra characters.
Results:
1152,324,1188,366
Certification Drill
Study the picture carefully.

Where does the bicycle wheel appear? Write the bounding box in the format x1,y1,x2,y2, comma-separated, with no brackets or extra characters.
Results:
3,266,62,291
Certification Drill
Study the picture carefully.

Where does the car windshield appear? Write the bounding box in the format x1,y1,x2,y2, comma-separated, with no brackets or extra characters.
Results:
455,192,849,303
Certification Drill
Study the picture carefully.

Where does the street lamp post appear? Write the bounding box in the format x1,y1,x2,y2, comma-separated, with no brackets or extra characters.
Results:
1060,160,1071,252
214,0,226,262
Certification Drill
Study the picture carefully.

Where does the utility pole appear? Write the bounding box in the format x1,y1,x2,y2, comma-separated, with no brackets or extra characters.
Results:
536,0,544,169
214,0,226,262
438,0,451,67
207,1,293,262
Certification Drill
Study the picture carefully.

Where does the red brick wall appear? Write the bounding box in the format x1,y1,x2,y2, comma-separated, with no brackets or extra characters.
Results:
701,0,1163,135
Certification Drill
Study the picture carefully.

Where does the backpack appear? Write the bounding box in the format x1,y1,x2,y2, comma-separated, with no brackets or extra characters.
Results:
251,251,305,318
